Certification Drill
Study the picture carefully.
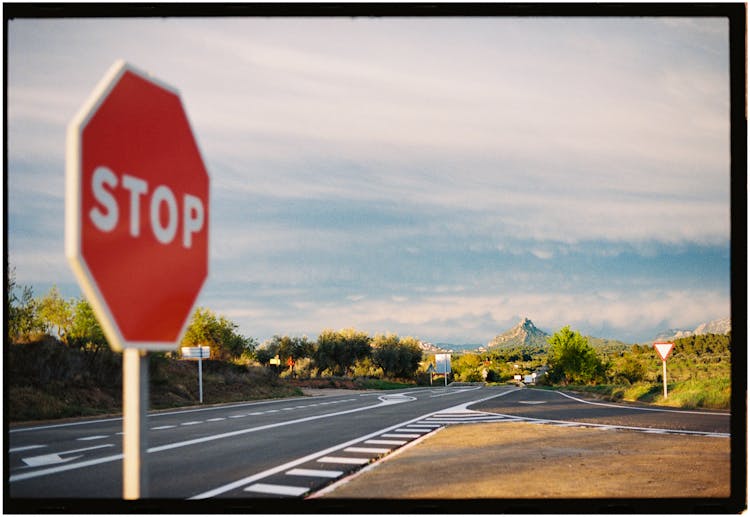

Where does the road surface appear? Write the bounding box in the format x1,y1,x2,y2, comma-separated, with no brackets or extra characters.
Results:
8,385,729,503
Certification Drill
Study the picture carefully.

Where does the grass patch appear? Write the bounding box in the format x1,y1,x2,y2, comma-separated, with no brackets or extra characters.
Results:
356,378,414,390
554,377,730,410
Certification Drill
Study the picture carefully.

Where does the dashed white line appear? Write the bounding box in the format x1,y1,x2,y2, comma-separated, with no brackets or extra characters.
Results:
365,439,407,445
317,456,370,465
151,425,176,430
286,468,343,478
76,435,108,441
244,483,309,496
181,421,203,426
206,418,225,422
9,445,46,453
344,447,391,454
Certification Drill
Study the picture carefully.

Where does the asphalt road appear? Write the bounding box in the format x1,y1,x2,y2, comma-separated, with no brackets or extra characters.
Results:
472,387,731,435
7,385,729,503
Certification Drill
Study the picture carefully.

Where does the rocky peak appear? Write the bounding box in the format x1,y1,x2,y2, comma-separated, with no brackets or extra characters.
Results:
488,317,550,349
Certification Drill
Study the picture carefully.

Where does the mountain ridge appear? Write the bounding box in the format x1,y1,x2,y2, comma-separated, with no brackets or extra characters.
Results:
654,317,731,342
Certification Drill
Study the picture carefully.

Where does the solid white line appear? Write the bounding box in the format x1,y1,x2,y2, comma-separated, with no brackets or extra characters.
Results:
318,456,370,465
244,483,309,496
344,447,391,454
11,399,389,483
9,445,46,453
286,468,343,478
365,439,407,445
9,454,123,482
553,390,730,416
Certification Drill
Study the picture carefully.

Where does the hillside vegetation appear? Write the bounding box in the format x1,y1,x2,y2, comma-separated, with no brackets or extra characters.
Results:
7,274,731,420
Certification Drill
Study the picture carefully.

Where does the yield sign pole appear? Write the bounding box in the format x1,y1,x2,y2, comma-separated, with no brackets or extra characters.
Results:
653,342,675,399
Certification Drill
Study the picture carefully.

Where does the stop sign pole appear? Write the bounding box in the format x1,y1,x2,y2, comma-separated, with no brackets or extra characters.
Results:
66,61,209,499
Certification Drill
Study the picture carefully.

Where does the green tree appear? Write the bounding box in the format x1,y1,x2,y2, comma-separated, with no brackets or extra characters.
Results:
6,268,41,342
547,326,604,385
36,286,73,344
371,334,423,379
68,298,108,350
182,307,256,360
313,328,371,376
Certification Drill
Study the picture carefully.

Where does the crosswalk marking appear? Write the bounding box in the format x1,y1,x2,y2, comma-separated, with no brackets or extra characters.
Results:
380,433,421,438
244,483,309,496
344,446,391,454
286,468,343,478
317,456,370,465
365,439,407,445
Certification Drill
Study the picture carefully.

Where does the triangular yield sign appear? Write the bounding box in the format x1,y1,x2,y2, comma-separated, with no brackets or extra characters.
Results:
653,342,675,361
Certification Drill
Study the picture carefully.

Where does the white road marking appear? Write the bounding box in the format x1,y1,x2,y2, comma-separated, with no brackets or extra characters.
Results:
206,418,225,422
286,468,343,478
22,454,81,467
151,425,176,430
318,456,370,465
553,390,730,416
21,444,115,467
9,445,46,453
344,447,391,454
365,439,407,445
244,483,309,496
249,412,264,416
189,387,522,499
519,401,547,404
76,435,109,441
380,433,421,438
229,414,247,418
181,421,203,426
394,428,428,433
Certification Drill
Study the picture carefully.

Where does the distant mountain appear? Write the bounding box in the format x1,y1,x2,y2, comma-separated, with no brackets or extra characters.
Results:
418,341,447,353
654,317,731,342
435,343,484,353
487,317,550,350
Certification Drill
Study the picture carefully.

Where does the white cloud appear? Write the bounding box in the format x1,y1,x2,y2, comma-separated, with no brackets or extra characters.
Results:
6,16,732,344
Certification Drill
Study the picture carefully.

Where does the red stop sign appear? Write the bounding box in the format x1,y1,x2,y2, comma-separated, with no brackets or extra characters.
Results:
66,61,209,351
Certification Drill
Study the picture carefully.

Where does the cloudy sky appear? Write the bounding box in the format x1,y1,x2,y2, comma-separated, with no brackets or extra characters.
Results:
7,14,732,344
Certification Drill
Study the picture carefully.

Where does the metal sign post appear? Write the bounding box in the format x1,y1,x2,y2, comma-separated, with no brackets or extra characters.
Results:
653,342,675,399
435,354,451,387
182,346,210,403
122,349,149,499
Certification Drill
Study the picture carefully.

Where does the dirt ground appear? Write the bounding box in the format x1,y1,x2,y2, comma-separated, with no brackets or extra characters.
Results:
319,422,730,499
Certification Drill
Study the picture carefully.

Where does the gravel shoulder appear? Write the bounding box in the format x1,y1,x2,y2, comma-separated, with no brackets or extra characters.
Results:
319,421,730,499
